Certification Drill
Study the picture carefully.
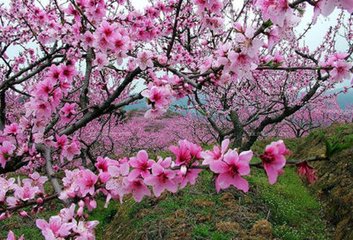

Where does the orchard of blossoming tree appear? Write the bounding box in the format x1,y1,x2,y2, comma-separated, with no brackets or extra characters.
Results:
0,0,352,239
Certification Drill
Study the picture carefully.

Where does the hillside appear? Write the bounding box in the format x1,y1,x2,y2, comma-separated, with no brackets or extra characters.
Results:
103,168,330,240
2,124,353,240
103,123,353,240
293,124,353,240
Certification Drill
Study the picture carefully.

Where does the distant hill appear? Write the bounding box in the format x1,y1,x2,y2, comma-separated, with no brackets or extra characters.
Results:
337,89,353,108
124,89,353,111
124,97,190,111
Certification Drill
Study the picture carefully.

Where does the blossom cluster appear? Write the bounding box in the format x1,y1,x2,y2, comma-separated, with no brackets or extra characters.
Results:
194,0,224,31
324,53,353,82
36,204,98,240
0,0,352,238
142,84,173,117
58,139,289,209
0,172,47,220
1,139,290,240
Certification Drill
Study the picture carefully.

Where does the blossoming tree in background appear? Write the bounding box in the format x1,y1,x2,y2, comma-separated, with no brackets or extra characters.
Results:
0,0,352,239
187,1,353,149
264,96,352,138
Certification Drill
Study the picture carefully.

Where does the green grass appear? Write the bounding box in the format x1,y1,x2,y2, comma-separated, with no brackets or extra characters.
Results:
89,199,119,239
249,168,329,240
105,167,330,240
0,169,330,240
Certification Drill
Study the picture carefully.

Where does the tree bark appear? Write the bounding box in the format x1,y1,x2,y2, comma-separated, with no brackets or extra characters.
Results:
0,91,6,131
229,110,243,148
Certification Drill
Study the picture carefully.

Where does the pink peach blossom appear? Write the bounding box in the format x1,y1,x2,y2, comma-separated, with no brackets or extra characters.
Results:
210,149,253,192
0,141,16,168
260,140,289,184
144,157,178,197
128,150,154,181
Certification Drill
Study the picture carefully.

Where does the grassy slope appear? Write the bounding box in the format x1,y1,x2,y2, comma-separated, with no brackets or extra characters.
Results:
1,167,328,240
105,164,330,240
3,126,346,240
294,124,353,240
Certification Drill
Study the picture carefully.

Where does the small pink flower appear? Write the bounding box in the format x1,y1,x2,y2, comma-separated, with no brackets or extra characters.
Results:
105,161,130,202
13,181,39,201
177,167,202,189
4,123,20,136
97,21,116,40
95,36,112,51
136,51,153,70
77,170,98,196
330,60,352,82
60,64,76,81
111,34,129,53
142,85,173,118
29,172,48,192
142,86,169,107
73,220,99,240
34,100,54,119
0,141,16,168
256,0,292,27
6,231,24,240
46,65,62,82
124,178,151,202
35,79,54,99
144,157,178,197
95,157,110,172
36,216,75,239
297,161,317,184
201,139,229,165
94,52,108,70
55,134,68,149
128,150,154,181
82,31,95,48
170,139,202,166
260,140,289,184
61,139,81,161
60,103,77,123
59,204,76,222
210,149,252,192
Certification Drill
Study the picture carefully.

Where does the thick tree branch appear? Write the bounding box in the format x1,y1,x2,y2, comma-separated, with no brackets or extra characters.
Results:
36,144,63,198
60,68,142,136
166,0,183,58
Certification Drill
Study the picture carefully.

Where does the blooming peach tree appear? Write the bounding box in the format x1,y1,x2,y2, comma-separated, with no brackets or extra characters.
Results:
0,0,352,239
266,96,352,138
